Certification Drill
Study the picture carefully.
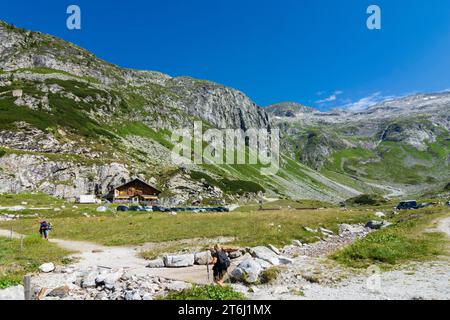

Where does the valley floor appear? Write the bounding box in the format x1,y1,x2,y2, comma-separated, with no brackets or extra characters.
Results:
0,215,449,300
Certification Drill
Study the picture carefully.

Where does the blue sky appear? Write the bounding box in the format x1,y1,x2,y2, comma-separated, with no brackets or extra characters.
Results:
1,0,450,110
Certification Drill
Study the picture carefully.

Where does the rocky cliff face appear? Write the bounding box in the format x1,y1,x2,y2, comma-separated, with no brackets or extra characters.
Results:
0,21,278,203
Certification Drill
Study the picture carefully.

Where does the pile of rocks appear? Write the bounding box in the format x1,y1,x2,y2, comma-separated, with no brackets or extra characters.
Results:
282,224,372,257
31,266,192,300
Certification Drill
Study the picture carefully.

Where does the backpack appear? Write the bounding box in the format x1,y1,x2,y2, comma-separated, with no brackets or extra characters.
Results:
217,251,231,269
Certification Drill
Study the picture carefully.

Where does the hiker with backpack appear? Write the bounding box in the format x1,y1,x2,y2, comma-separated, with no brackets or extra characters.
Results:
211,244,231,287
39,220,52,240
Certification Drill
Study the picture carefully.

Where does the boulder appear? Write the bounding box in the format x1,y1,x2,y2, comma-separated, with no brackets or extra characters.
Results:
0,285,24,300
292,240,303,247
228,251,242,259
319,227,334,235
142,293,153,300
231,259,262,284
48,285,70,298
81,272,99,288
339,224,366,234
267,244,280,255
166,281,192,292
365,220,384,230
163,254,195,268
194,251,212,265
255,258,272,269
96,206,107,212
39,262,55,273
304,227,318,233
375,212,386,218
97,271,123,290
278,256,293,265
249,246,280,265
124,291,142,300
146,258,165,268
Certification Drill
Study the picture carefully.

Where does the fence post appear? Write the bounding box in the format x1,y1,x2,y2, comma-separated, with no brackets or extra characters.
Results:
20,235,24,252
10,226,13,240
24,275,32,300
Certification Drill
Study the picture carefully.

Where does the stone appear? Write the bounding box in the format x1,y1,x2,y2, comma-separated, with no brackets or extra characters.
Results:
95,291,108,300
319,227,334,235
375,212,386,218
166,281,192,292
228,251,242,259
267,244,280,255
249,246,280,265
124,291,142,300
365,220,384,230
82,272,99,288
278,256,293,265
48,285,70,298
231,259,262,284
142,293,153,300
380,221,393,229
304,227,318,233
96,206,107,212
194,251,212,265
0,285,24,300
39,262,55,273
255,258,272,269
163,254,195,268
339,224,366,234
292,240,303,247
146,258,165,268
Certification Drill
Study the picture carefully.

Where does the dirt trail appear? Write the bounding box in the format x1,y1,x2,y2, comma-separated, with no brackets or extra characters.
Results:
0,228,233,284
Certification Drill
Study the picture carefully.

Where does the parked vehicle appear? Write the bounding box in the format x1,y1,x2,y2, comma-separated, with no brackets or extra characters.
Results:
129,205,144,211
116,205,129,212
396,200,419,210
143,206,153,212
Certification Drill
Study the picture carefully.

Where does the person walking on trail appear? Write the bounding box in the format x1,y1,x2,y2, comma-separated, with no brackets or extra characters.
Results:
39,220,52,240
211,244,231,287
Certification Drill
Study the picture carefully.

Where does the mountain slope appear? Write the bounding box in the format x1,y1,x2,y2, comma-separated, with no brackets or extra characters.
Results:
267,95,450,197
0,21,359,204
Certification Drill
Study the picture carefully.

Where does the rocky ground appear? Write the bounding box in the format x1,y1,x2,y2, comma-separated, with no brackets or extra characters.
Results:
0,217,449,300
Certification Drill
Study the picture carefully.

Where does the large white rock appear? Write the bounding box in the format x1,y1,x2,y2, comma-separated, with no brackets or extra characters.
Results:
231,259,262,284
39,262,55,273
163,254,195,268
0,285,24,300
146,258,165,268
339,224,366,234
249,246,280,265
375,212,386,218
81,272,99,288
194,251,212,265
267,244,280,255
166,281,192,292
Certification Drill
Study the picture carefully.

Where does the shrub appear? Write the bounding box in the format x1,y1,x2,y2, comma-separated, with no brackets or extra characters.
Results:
162,285,246,300
260,267,281,284
345,194,386,207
